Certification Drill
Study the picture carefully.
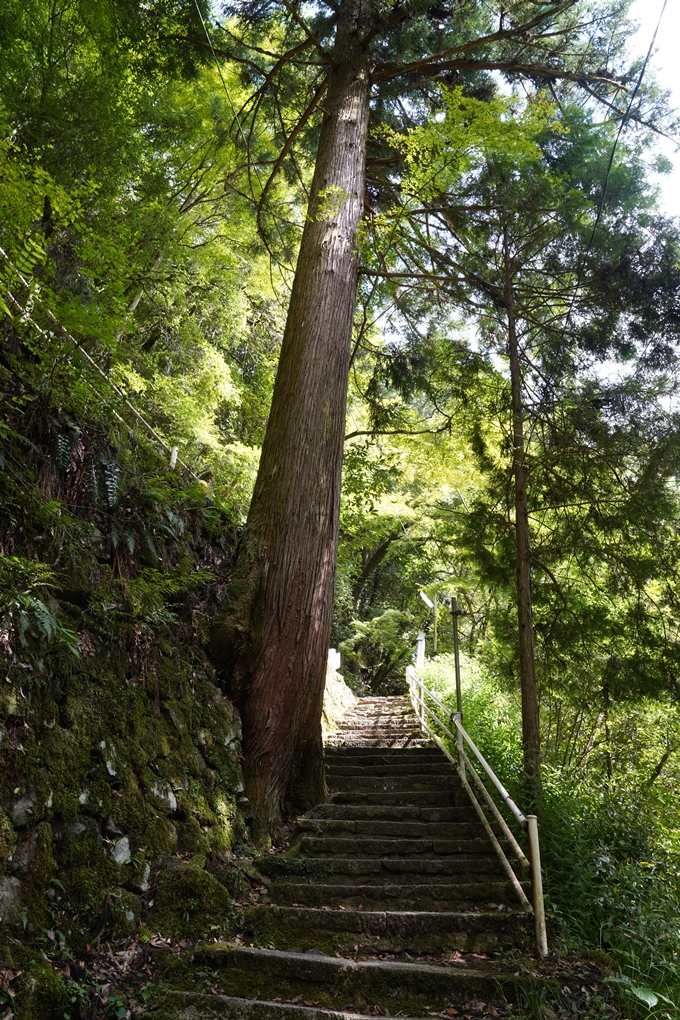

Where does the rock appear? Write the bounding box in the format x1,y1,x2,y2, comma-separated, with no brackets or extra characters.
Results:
14,957,69,1019
149,859,233,940
0,806,16,861
105,815,123,835
111,836,131,865
151,781,178,813
0,876,23,924
7,832,38,876
9,790,37,827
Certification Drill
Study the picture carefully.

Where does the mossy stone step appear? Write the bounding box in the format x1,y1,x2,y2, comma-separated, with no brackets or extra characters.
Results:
269,880,525,910
310,804,477,823
244,905,531,955
182,945,545,1013
295,820,490,840
298,836,498,857
261,855,508,884
158,993,378,1020
329,790,470,807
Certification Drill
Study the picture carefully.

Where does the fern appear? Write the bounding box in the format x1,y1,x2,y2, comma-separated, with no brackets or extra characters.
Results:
52,432,72,469
101,457,121,508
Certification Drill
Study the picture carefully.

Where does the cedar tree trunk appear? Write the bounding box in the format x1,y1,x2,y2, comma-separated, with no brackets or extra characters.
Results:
210,0,373,837
504,241,542,801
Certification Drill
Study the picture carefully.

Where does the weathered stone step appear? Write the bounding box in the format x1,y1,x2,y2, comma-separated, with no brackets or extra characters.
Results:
328,738,434,746
295,819,489,840
298,836,499,857
330,790,469,807
183,945,543,1013
270,880,525,910
326,763,454,777
325,747,438,758
159,993,392,1020
338,722,416,729
311,804,477,823
326,740,432,748
262,856,507,883
326,775,454,791
244,905,530,955
325,753,445,767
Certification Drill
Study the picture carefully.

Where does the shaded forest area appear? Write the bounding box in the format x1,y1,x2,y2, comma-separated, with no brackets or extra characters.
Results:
0,0,679,1017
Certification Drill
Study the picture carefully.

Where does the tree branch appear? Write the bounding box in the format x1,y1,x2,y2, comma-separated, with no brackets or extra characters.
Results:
256,77,329,234
279,0,337,68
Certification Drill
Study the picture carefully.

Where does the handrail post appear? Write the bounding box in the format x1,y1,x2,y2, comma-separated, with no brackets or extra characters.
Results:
451,599,463,718
527,815,548,957
452,711,465,780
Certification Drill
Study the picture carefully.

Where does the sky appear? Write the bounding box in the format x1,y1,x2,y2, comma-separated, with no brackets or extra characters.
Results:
629,0,680,217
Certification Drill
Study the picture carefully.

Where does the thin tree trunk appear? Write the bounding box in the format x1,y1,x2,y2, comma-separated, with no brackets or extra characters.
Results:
504,235,542,802
210,0,373,838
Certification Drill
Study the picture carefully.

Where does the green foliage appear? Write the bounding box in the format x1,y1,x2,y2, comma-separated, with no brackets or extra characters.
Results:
339,609,417,694
0,555,79,658
421,653,680,1014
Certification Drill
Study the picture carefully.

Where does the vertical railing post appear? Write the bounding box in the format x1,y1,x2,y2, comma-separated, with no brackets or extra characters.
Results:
452,712,465,780
451,599,463,718
527,814,548,957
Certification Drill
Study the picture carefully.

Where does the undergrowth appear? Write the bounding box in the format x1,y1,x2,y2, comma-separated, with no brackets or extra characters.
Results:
420,654,680,1019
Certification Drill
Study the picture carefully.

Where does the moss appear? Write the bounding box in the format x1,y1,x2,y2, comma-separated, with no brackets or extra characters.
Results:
178,814,209,854
0,809,16,872
150,860,233,940
22,822,56,926
13,957,69,1020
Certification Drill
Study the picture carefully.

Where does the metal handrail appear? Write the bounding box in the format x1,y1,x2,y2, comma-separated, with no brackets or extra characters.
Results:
406,664,548,958
410,672,527,827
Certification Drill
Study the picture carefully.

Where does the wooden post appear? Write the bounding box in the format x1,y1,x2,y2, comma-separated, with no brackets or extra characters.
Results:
527,814,549,957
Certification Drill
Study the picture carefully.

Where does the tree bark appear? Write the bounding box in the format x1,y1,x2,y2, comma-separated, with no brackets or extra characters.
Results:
210,0,373,838
504,235,542,802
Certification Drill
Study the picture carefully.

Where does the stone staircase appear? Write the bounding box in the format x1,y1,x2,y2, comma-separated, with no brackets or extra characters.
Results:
163,696,539,1019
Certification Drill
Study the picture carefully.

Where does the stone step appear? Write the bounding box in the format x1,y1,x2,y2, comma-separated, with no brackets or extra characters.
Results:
182,945,543,1013
325,746,438,757
339,721,416,728
244,905,531,955
310,804,477,823
270,880,525,910
324,753,445,766
298,836,500,858
327,775,457,792
326,763,454,777
330,790,470,807
260,856,508,883
326,740,432,748
294,819,490,840
159,993,471,1020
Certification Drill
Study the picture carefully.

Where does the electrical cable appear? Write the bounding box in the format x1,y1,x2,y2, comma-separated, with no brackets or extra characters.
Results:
561,0,669,337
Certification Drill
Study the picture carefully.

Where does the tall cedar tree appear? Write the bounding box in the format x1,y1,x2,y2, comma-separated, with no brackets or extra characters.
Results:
209,0,648,835
366,104,680,797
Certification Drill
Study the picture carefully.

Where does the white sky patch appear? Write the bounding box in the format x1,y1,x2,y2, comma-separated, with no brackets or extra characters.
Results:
628,0,680,218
